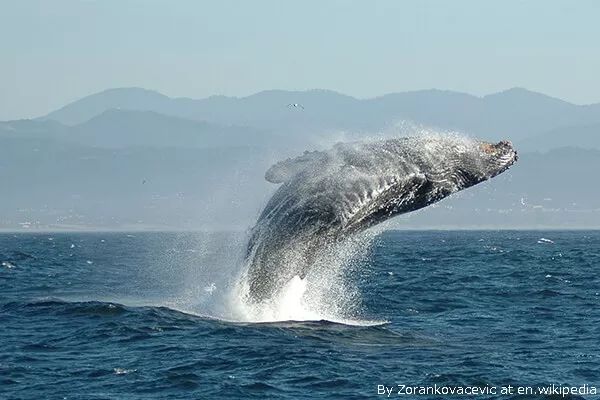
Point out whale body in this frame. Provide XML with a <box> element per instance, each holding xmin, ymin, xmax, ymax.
<box><xmin>244</xmin><ymin>135</ymin><xmax>517</xmax><ymax>302</ymax></box>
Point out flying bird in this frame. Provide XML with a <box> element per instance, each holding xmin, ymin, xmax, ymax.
<box><xmin>287</xmin><ymin>103</ymin><xmax>305</xmax><ymax>110</ymax></box>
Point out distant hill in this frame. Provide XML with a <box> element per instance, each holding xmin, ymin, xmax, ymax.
<box><xmin>1</xmin><ymin>86</ymin><xmax>599</xmax><ymax>229</ymax></box>
<box><xmin>41</xmin><ymin>87</ymin><xmax>600</xmax><ymax>143</ymax></box>
<box><xmin>72</xmin><ymin>109</ymin><xmax>278</xmax><ymax>149</ymax></box>
<box><xmin>43</xmin><ymin>88</ymin><xmax>174</xmax><ymax>126</ymax></box>
<box><xmin>3</xmin><ymin>109</ymin><xmax>287</xmax><ymax>149</ymax></box>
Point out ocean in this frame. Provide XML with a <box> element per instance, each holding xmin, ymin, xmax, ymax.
<box><xmin>1</xmin><ymin>230</ymin><xmax>599</xmax><ymax>399</ymax></box>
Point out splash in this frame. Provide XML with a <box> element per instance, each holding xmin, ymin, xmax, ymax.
<box><xmin>129</xmin><ymin>230</ymin><xmax>373</xmax><ymax>324</ymax></box>
<box><xmin>228</xmin><ymin>229</ymin><xmax>383</xmax><ymax>325</ymax></box>
<box><xmin>152</xmin><ymin>132</ymin><xmax>515</xmax><ymax>325</ymax></box>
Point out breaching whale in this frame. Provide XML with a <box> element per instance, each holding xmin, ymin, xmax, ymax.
<box><xmin>244</xmin><ymin>135</ymin><xmax>517</xmax><ymax>302</ymax></box>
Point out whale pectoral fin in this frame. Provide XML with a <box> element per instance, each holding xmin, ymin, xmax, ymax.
<box><xmin>265</xmin><ymin>150</ymin><xmax>329</xmax><ymax>183</ymax></box>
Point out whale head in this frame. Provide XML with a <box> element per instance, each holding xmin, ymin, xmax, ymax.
<box><xmin>322</xmin><ymin>135</ymin><xmax>518</xmax><ymax>232</ymax></box>
<box><xmin>417</xmin><ymin>137</ymin><xmax>518</xmax><ymax>192</ymax></box>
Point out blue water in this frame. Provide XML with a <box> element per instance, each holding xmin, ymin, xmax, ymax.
<box><xmin>1</xmin><ymin>231</ymin><xmax>599</xmax><ymax>399</ymax></box>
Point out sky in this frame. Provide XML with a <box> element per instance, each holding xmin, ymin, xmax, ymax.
<box><xmin>1</xmin><ymin>0</ymin><xmax>599</xmax><ymax>120</ymax></box>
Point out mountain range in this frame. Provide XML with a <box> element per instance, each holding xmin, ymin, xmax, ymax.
<box><xmin>40</xmin><ymin>86</ymin><xmax>600</xmax><ymax>147</ymax></box>
<box><xmin>2</xmin><ymin>87</ymin><xmax>599</xmax><ymax>230</ymax></box>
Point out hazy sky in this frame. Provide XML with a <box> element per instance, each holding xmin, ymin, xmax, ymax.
<box><xmin>2</xmin><ymin>0</ymin><xmax>599</xmax><ymax>120</ymax></box>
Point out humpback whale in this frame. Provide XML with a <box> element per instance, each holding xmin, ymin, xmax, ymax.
<box><xmin>244</xmin><ymin>135</ymin><xmax>517</xmax><ymax>302</ymax></box>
